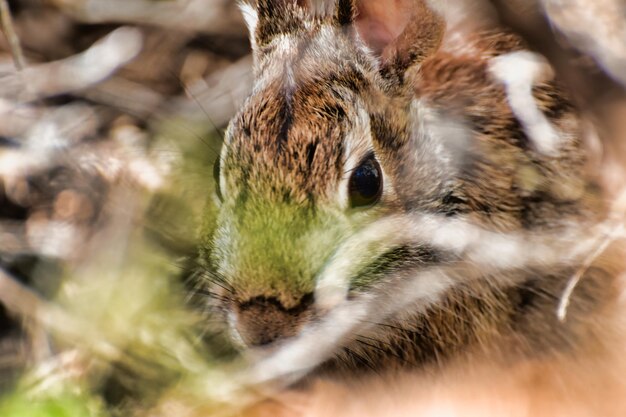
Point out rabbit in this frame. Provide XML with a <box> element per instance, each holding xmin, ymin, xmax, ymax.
<box><xmin>200</xmin><ymin>0</ymin><xmax>624</xmax><ymax>379</ymax></box>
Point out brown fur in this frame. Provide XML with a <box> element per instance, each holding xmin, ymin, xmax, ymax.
<box><xmin>203</xmin><ymin>0</ymin><xmax>622</xmax><ymax>385</ymax></box>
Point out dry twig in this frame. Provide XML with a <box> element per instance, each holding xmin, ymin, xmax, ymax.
<box><xmin>0</xmin><ymin>0</ymin><xmax>26</xmax><ymax>70</ymax></box>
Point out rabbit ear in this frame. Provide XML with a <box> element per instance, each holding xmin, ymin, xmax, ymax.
<box><xmin>334</xmin><ymin>0</ymin><xmax>357</xmax><ymax>26</ymax></box>
<box><xmin>239</xmin><ymin>1</ymin><xmax>307</xmax><ymax>50</ymax></box>
<box><xmin>355</xmin><ymin>0</ymin><xmax>445</xmax><ymax>86</ymax></box>
<box><xmin>240</xmin><ymin>2</ymin><xmax>260</xmax><ymax>39</ymax></box>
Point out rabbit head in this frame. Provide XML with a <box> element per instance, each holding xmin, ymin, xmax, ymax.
<box><xmin>202</xmin><ymin>0</ymin><xmax>608</xmax><ymax>370</ymax></box>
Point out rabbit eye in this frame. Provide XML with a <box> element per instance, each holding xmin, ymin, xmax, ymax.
<box><xmin>213</xmin><ymin>157</ymin><xmax>223</xmax><ymax>202</ymax></box>
<box><xmin>349</xmin><ymin>155</ymin><xmax>383</xmax><ymax>208</ymax></box>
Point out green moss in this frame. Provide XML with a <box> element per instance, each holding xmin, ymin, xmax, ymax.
<box><xmin>0</xmin><ymin>392</ymin><xmax>107</xmax><ymax>417</ymax></box>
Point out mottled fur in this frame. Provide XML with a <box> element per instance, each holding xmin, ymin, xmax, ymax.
<box><xmin>203</xmin><ymin>0</ymin><xmax>620</xmax><ymax>375</ymax></box>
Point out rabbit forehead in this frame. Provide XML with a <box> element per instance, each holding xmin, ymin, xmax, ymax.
<box><xmin>252</xmin><ymin>21</ymin><xmax>376</xmax><ymax>87</ymax></box>
<box><xmin>224</xmin><ymin>67</ymin><xmax>372</xmax><ymax>205</ymax></box>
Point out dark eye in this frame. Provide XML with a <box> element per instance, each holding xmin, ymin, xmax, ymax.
<box><xmin>213</xmin><ymin>157</ymin><xmax>223</xmax><ymax>202</ymax></box>
<box><xmin>349</xmin><ymin>155</ymin><xmax>383</xmax><ymax>208</ymax></box>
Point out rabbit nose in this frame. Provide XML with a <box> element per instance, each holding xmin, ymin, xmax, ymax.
<box><xmin>234</xmin><ymin>294</ymin><xmax>314</xmax><ymax>347</ymax></box>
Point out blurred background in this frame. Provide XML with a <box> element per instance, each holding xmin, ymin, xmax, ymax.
<box><xmin>0</xmin><ymin>1</ymin><xmax>255</xmax><ymax>415</ymax></box>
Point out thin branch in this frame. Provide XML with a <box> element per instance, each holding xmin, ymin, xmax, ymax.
<box><xmin>0</xmin><ymin>266</ymin><xmax>123</xmax><ymax>363</ymax></box>
<box><xmin>558</xmin><ymin>187</ymin><xmax>626</xmax><ymax>321</ymax></box>
<box><xmin>487</xmin><ymin>0</ymin><xmax>626</xmax><ymax>118</ymax></box>
<box><xmin>0</xmin><ymin>26</ymin><xmax>143</xmax><ymax>103</ymax></box>
<box><xmin>47</xmin><ymin>0</ymin><xmax>245</xmax><ymax>35</ymax></box>
<box><xmin>557</xmin><ymin>223</ymin><xmax>624</xmax><ymax>321</ymax></box>
<box><xmin>0</xmin><ymin>0</ymin><xmax>26</xmax><ymax>70</ymax></box>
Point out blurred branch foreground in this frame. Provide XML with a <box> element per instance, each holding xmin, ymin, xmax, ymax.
<box><xmin>0</xmin><ymin>0</ymin><xmax>624</xmax><ymax>416</ymax></box>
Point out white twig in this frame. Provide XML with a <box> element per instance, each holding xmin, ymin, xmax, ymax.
<box><xmin>557</xmin><ymin>186</ymin><xmax>626</xmax><ymax>321</ymax></box>
<box><xmin>48</xmin><ymin>0</ymin><xmax>245</xmax><ymax>35</ymax></box>
<box><xmin>556</xmin><ymin>223</ymin><xmax>623</xmax><ymax>321</ymax></box>
<box><xmin>0</xmin><ymin>27</ymin><xmax>143</xmax><ymax>103</ymax></box>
